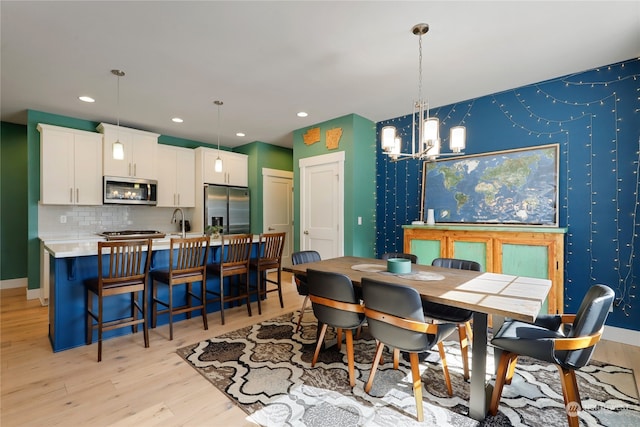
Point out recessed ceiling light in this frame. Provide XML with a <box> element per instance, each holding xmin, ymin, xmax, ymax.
<box><xmin>172</xmin><ymin>117</ymin><xmax>184</xmax><ymax>123</ymax></box>
<box><xmin>236</xmin><ymin>132</ymin><xmax>245</xmax><ymax>137</ymax></box>
<box><xmin>79</xmin><ymin>96</ymin><xmax>95</xmax><ymax>103</ymax></box>
<box><xmin>297</xmin><ymin>111</ymin><xmax>308</xmax><ymax>117</ymax></box>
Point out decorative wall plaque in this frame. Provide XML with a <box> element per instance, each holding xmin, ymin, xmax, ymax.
<box><xmin>326</xmin><ymin>127</ymin><xmax>342</xmax><ymax>150</ymax></box>
<box><xmin>303</xmin><ymin>127</ymin><xmax>320</xmax><ymax>145</ymax></box>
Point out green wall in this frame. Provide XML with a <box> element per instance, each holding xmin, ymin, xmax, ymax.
<box><xmin>235</xmin><ymin>141</ymin><xmax>293</xmax><ymax>233</ymax></box>
<box><xmin>1</xmin><ymin>122</ymin><xmax>28</xmax><ymax>280</ymax></box>
<box><xmin>292</xmin><ymin>114</ymin><xmax>376</xmax><ymax>256</ymax></box>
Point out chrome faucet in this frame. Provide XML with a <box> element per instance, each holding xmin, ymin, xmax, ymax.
<box><xmin>171</xmin><ymin>208</ymin><xmax>186</xmax><ymax>238</ymax></box>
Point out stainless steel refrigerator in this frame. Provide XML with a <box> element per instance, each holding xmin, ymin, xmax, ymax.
<box><xmin>204</xmin><ymin>184</ymin><xmax>250</xmax><ymax>234</ymax></box>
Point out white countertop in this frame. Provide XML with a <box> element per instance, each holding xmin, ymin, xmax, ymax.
<box><xmin>41</xmin><ymin>233</ymin><xmax>259</xmax><ymax>258</ymax></box>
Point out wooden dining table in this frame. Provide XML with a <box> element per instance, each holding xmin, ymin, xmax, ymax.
<box><xmin>287</xmin><ymin>255</ymin><xmax>552</xmax><ymax>421</ymax></box>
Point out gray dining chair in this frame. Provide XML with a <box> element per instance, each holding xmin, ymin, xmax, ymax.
<box><xmin>489</xmin><ymin>284</ymin><xmax>614</xmax><ymax>427</ymax></box>
<box><xmin>307</xmin><ymin>268</ymin><xmax>365</xmax><ymax>388</ymax></box>
<box><xmin>425</xmin><ymin>257</ymin><xmax>481</xmax><ymax>380</ymax></box>
<box><xmin>361</xmin><ymin>277</ymin><xmax>456</xmax><ymax>422</ymax></box>
<box><xmin>291</xmin><ymin>250</ymin><xmax>321</xmax><ymax>332</ymax></box>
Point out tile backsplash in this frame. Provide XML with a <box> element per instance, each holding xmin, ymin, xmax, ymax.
<box><xmin>38</xmin><ymin>205</ymin><xmax>195</xmax><ymax>240</ymax></box>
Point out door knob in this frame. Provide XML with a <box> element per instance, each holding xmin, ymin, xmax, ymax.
<box><xmin>303</xmin><ymin>230</ymin><xmax>309</xmax><ymax>235</ymax></box>
<box><xmin>268</xmin><ymin>227</ymin><xmax>275</xmax><ymax>231</ymax></box>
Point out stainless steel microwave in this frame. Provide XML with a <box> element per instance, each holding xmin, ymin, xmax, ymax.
<box><xmin>103</xmin><ymin>176</ymin><xmax>158</xmax><ymax>205</ymax></box>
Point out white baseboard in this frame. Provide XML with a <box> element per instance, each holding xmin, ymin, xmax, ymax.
<box><xmin>603</xmin><ymin>325</ymin><xmax>640</xmax><ymax>347</ymax></box>
<box><xmin>0</xmin><ymin>278</ymin><xmax>27</xmax><ymax>289</ymax></box>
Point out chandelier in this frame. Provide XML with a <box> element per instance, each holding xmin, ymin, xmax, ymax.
<box><xmin>381</xmin><ymin>23</ymin><xmax>466</xmax><ymax>161</ymax></box>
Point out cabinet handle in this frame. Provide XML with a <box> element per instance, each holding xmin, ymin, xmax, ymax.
<box><xmin>128</xmin><ymin>163</ymin><xmax>132</xmax><ymax>176</ymax></box>
<box><xmin>134</xmin><ymin>163</ymin><xmax>137</xmax><ymax>176</ymax></box>
<box><xmin>177</xmin><ymin>194</ymin><xmax>180</xmax><ymax>205</ymax></box>
<box><xmin>173</xmin><ymin>194</ymin><xmax>176</xmax><ymax>205</ymax></box>
<box><xmin>70</xmin><ymin>188</ymin><xmax>73</xmax><ymax>203</ymax></box>
<box><xmin>76</xmin><ymin>188</ymin><xmax>79</xmax><ymax>203</ymax></box>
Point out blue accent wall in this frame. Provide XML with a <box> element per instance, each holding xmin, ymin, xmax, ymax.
<box><xmin>376</xmin><ymin>58</ymin><xmax>640</xmax><ymax>331</ymax></box>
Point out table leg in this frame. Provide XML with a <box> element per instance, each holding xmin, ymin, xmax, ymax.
<box><xmin>469</xmin><ymin>311</ymin><xmax>489</xmax><ymax>420</ymax></box>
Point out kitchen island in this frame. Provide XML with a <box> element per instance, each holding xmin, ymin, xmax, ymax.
<box><xmin>42</xmin><ymin>234</ymin><xmax>261</xmax><ymax>352</ymax></box>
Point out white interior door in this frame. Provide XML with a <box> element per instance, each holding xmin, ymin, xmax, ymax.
<box><xmin>299</xmin><ymin>151</ymin><xmax>344</xmax><ymax>259</ymax></box>
<box><xmin>262</xmin><ymin>168</ymin><xmax>294</xmax><ymax>267</ymax></box>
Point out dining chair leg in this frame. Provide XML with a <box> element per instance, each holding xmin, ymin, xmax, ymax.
<box><xmin>345</xmin><ymin>329</ymin><xmax>355</xmax><ymax>387</ymax></box>
<box><xmin>437</xmin><ymin>341</ymin><xmax>453</xmax><ymax>396</ymax></box>
<box><xmin>557</xmin><ymin>365</ymin><xmax>582</xmax><ymax>427</ymax></box>
<box><xmin>458</xmin><ymin>323</ymin><xmax>470</xmax><ymax>380</ymax></box>
<box><xmin>295</xmin><ymin>295</ymin><xmax>310</xmax><ymax>332</ymax></box>
<box><xmin>489</xmin><ymin>351</ymin><xmax>518</xmax><ymax>416</ymax></box>
<box><xmin>243</xmin><ymin>272</ymin><xmax>252</xmax><ymax>317</ymax></box>
<box><xmin>364</xmin><ymin>341</ymin><xmax>385</xmax><ymax>393</ymax></box>
<box><xmin>255</xmin><ymin>270</ymin><xmax>263</xmax><ymax>316</ymax></box>
<box><xmin>505</xmin><ymin>354</ymin><xmax>518</xmax><ymax>384</ymax></box>
<box><xmin>200</xmin><ymin>281</ymin><xmax>209</xmax><ymax>331</ymax></box>
<box><xmin>142</xmin><ymin>288</ymin><xmax>149</xmax><ymax>348</ymax></box>
<box><xmin>97</xmin><ymin>297</ymin><xmax>103</xmax><ymax>362</ymax></box>
<box><xmin>168</xmin><ymin>284</ymin><xmax>174</xmax><ymax>340</ymax></box>
<box><xmin>151</xmin><ymin>280</ymin><xmax>157</xmax><ymax>329</ymax></box>
<box><xmin>277</xmin><ymin>268</ymin><xmax>284</xmax><ymax>308</ymax></box>
<box><xmin>86</xmin><ymin>291</ymin><xmax>92</xmax><ymax>345</ymax></box>
<box><xmin>393</xmin><ymin>348</ymin><xmax>400</xmax><ymax>370</ymax></box>
<box><xmin>312</xmin><ymin>323</ymin><xmax>329</xmax><ymax>366</ymax></box>
<box><xmin>409</xmin><ymin>352</ymin><xmax>425</xmax><ymax>422</ymax></box>
<box><xmin>219</xmin><ymin>274</ymin><xmax>226</xmax><ymax>325</ymax></box>
<box><xmin>130</xmin><ymin>293</ymin><xmax>137</xmax><ymax>334</ymax></box>
<box><xmin>336</xmin><ymin>328</ymin><xmax>343</xmax><ymax>351</ymax></box>
<box><xmin>186</xmin><ymin>283</ymin><xmax>193</xmax><ymax>319</ymax></box>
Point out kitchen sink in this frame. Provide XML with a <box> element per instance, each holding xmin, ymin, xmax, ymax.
<box><xmin>98</xmin><ymin>230</ymin><xmax>166</xmax><ymax>240</ymax></box>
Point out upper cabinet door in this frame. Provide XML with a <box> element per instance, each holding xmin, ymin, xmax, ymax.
<box><xmin>156</xmin><ymin>145</ymin><xmax>195</xmax><ymax>207</ymax></box>
<box><xmin>98</xmin><ymin>123</ymin><xmax>158</xmax><ymax>180</ymax></box>
<box><xmin>201</xmin><ymin>149</ymin><xmax>248</xmax><ymax>186</ymax></box>
<box><xmin>38</xmin><ymin>124</ymin><xmax>102</xmax><ymax>205</ymax></box>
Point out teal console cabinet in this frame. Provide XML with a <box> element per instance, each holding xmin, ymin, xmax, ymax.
<box><xmin>403</xmin><ymin>225</ymin><xmax>567</xmax><ymax>315</ymax></box>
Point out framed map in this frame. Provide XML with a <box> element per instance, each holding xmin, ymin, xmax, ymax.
<box><xmin>422</xmin><ymin>144</ymin><xmax>559</xmax><ymax>226</ymax></box>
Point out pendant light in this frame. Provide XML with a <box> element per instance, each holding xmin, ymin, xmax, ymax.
<box><xmin>111</xmin><ymin>69</ymin><xmax>125</xmax><ymax>160</ymax></box>
<box><xmin>214</xmin><ymin>100</ymin><xmax>223</xmax><ymax>173</ymax></box>
<box><xmin>381</xmin><ymin>23</ymin><xmax>466</xmax><ymax>161</ymax></box>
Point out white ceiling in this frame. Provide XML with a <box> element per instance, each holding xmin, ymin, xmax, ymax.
<box><xmin>2</xmin><ymin>1</ymin><xmax>639</xmax><ymax>149</ymax></box>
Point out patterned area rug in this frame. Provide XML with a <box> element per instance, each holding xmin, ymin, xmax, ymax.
<box><xmin>177</xmin><ymin>311</ymin><xmax>640</xmax><ymax>427</ymax></box>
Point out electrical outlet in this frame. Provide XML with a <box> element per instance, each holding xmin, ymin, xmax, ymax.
<box><xmin>59</xmin><ymin>215</ymin><xmax>67</xmax><ymax>224</ymax></box>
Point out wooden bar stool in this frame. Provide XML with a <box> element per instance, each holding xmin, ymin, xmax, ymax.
<box><xmin>84</xmin><ymin>239</ymin><xmax>152</xmax><ymax>362</ymax></box>
<box><xmin>249</xmin><ymin>232</ymin><xmax>286</xmax><ymax>315</ymax></box>
<box><xmin>205</xmin><ymin>233</ymin><xmax>253</xmax><ymax>325</ymax></box>
<box><xmin>150</xmin><ymin>236</ymin><xmax>210</xmax><ymax>340</ymax></box>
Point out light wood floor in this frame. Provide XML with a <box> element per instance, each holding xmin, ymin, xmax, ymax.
<box><xmin>2</xmin><ymin>273</ymin><xmax>639</xmax><ymax>426</ymax></box>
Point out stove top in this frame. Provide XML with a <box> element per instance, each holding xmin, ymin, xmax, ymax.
<box><xmin>98</xmin><ymin>230</ymin><xmax>166</xmax><ymax>240</ymax></box>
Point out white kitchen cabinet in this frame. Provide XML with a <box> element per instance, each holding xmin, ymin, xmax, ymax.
<box><xmin>97</xmin><ymin>122</ymin><xmax>159</xmax><ymax>180</ymax></box>
<box><xmin>156</xmin><ymin>145</ymin><xmax>195</xmax><ymax>207</ymax></box>
<box><xmin>38</xmin><ymin>124</ymin><xmax>102</xmax><ymax>205</ymax></box>
<box><xmin>200</xmin><ymin>148</ymin><xmax>248</xmax><ymax>187</ymax></box>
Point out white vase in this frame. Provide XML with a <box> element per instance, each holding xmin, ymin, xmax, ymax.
<box><xmin>426</xmin><ymin>209</ymin><xmax>436</xmax><ymax>225</ymax></box>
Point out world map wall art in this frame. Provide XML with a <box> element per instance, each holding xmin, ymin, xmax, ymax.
<box><xmin>423</xmin><ymin>144</ymin><xmax>559</xmax><ymax>226</ymax></box>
